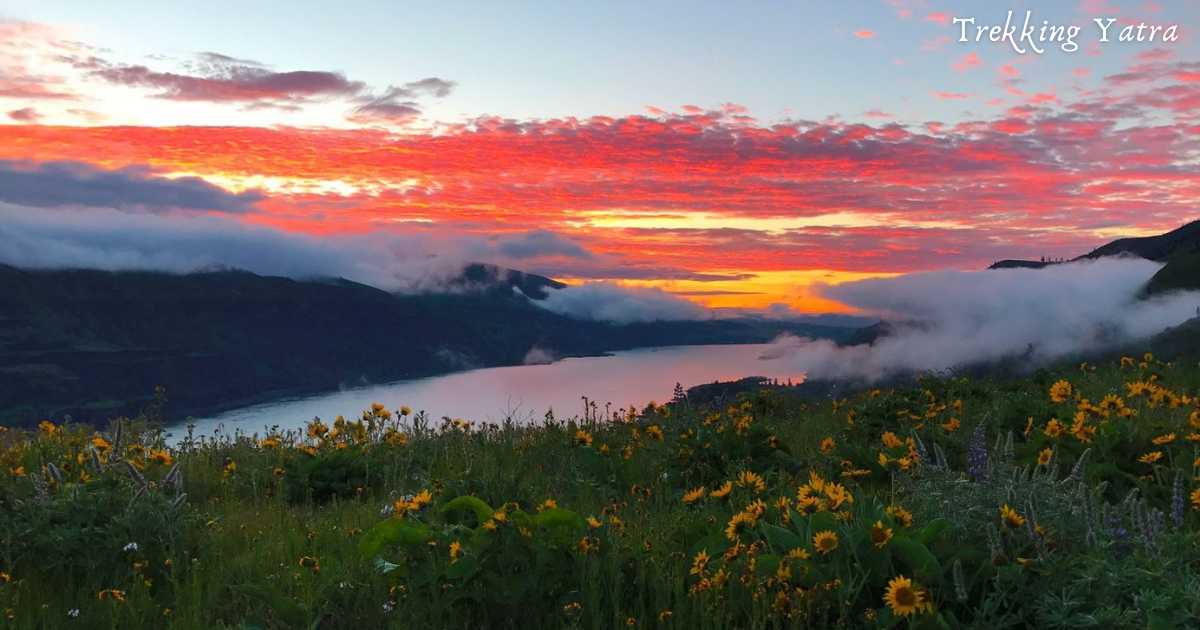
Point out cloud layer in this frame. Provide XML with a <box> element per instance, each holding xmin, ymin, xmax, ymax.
<box><xmin>0</xmin><ymin>159</ymin><xmax>263</xmax><ymax>213</ymax></box>
<box><xmin>769</xmin><ymin>258</ymin><xmax>1200</xmax><ymax>382</ymax></box>
<box><xmin>537</xmin><ymin>283</ymin><xmax>710</xmax><ymax>323</ymax></box>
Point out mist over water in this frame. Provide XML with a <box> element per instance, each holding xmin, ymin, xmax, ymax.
<box><xmin>770</xmin><ymin>258</ymin><xmax>1200</xmax><ymax>382</ymax></box>
<box><xmin>177</xmin><ymin>344</ymin><xmax>803</xmax><ymax>439</ymax></box>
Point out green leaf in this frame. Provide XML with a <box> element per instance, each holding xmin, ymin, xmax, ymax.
<box><xmin>445</xmin><ymin>555</ymin><xmax>481</xmax><ymax>581</ymax></box>
<box><xmin>917</xmin><ymin>518</ymin><xmax>952</xmax><ymax>544</ymax></box>
<box><xmin>754</xmin><ymin>554</ymin><xmax>782</xmax><ymax>577</ymax></box>
<box><xmin>439</xmin><ymin>496</ymin><xmax>496</xmax><ymax>525</ymax></box>
<box><xmin>807</xmin><ymin>511</ymin><xmax>839</xmax><ymax>538</ymax></box>
<box><xmin>1148</xmin><ymin>616</ymin><xmax>1176</xmax><ymax>630</ymax></box>
<box><xmin>531</xmin><ymin>508</ymin><xmax>586</xmax><ymax>533</ymax></box>
<box><xmin>691</xmin><ymin>533</ymin><xmax>730</xmax><ymax>557</ymax></box>
<box><xmin>358</xmin><ymin>520</ymin><xmax>432</xmax><ymax>558</ymax></box>
<box><xmin>890</xmin><ymin>536</ymin><xmax>943</xmax><ymax>582</ymax></box>
<box><xmin>762</xmin><ymin>524</ymin><xmax>805</xmax><ymax>551</ymax></box>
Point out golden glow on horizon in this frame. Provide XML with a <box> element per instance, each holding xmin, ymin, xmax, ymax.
<box><xmin>163</xmin><ymin>171</ymin><xmax>426</xmax><ymax>197</ymax></box>
<box><xmin>558</xmin><ymin>269</ymin><xmax>897</xmax><ymax>313</ymax></box>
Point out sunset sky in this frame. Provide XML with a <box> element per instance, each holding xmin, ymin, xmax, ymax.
<box><xmin>2</xmin><ymin>0</ymin><xmax>1198</xmax><ymax>314</ymax></box>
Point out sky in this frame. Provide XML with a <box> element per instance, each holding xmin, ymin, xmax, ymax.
<box><xmin>1</xmin><ymin>0</ymin><xmax>1198</xmax><ymax>314</ymax></box>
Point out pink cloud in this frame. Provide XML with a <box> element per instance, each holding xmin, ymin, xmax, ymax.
<box><xmin>1077</xmin><ymin>0</ymin><xmax>1120</xmax><ymax>14</ymax></box>
<box><xmin>925</xmin><ymin>12</ymin><xmax>952</xmax><ymax>26</ymax></box>
<box><xmin>1139</xmin><ymin>48</ymin><xmax>1175</xmax><ymax>63</ymax></box>
<box><xmin>931</xmin><ymin>91</ymin><xmax>968</xmax><ymax>100</ymax></box>
<box><xmin>920</xmin><ymin>35</ymin><xmax>952</xmax><ymax>52</ymax></box>
<box><xmin>953</xmin><ymin>53</ymin><xmax>983</xmax><ymax>73</ymax></box>
<box><xmin>1029</xmin><ymin>92</ymin><xmax>1061</xmax><ymax>105</ymax></box>
<box><xmin>854</xmin><ymin>30</ymin><xmax>877</xmax><ymax>38</ymax></box>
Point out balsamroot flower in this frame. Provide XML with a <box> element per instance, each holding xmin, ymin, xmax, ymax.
<box><xmin>870</xmin><ymin>521</ymin><xmax>893</xmax><ymax>548</ymax></box>
<box><xmin>1049</xmin><ymin>380</ymin><xmax>1073</xmax><ymax>403</ymax></box>
<box><xmin>999</xmin><ymin>504</ymin><xmax>1025</xmax><ymax>529</ymax></box>
<box><xmin>884</xmin><ymin>575</ymin><xmax>927</xmax><ymax>617</ymax></box>
<box><xmin>813</xmin><ymin>530</ymin><xmax>838</xmax><ymax>554</ymax></box>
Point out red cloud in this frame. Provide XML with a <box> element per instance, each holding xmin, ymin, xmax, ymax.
<box><xmin>0</xmin><ymin>55</ymin><xmax>1197</xmax><ymax>281</ymax></box>
<box><xmin>854</xmin><ymin>30</ymin><xmax>876</xmax><ymax>38</ymax></box>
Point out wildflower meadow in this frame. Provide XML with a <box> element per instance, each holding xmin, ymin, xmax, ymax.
<box><xmin>3</xmin><ymin>354</ymin><xmax>1200</xmax><ymax>628</ymax></box>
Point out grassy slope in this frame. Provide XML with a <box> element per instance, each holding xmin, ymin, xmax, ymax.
<box><xmin>1144</xmin><ymin>252</ymin><xmax>1200</xmax><ymax>296</ymax></box>
<box><xmin>2</xmin><ymin>352</ymin><xmax>1200</xmax><ymax>628</ymax></box>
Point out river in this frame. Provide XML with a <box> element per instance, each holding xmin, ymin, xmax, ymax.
<box><xmin>175</xmin><ymin>343</ymin><xmax>801</xmax><ymax>438</ymax></box>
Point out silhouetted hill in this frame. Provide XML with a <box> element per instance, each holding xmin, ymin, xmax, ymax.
<box><xmin>990</xmin><ymin>219</ymin><xmax>1200</xmax><ymax>270</ymax></box>
<box><xmin>1081</xmin><ymin>220</ymin><xmax>1200</xmax><ymax>262</ymax></box>
<box><xmin>445</xmin><ymin>263</ymin><xmax>566</xmax><ymax>299</ymax></box>
<box><xmin>839</xmin><ymin>321</ymin><xmax>888</xmax><ymax>347</ymax></box>
<box><xmin>0</xmin><ymin>265</ymin><xmax>856</xmax><ymax>426</ymax></box>
<box><xmin>988</xmin><ymin>259</ymin><xmax>1053</xmax><ymax>270</ymax></box>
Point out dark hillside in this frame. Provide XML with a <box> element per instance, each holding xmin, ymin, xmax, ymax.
<box><xmin>0</xmin><ymin>265</ymin><xmax>855</xmax><ymax>426</ymax></box>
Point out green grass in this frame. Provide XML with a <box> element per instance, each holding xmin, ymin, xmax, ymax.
<box><xmin>3</xmin><ymin>353</ymin><xmax>1200</xmax><ymax>628</ymax></box>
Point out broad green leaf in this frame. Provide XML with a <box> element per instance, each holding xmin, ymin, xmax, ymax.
<box><xmin>358</xmin><ymin>520</ymin><xmax>432</xmax><ymax>558</ymax></box>
<box><xmin>445</xmin><ymin>555</ymin><xmax>481</xmax><ymax>581</ymax></box>
<box><xmin>807</xmin><ymin>511</ymin><xmax>839</xmax><ymax>537</ymax></box>
<box><xmin>691</xmin><ymin>533</ymin><xmax>730</xmax><ymax>557</ymax></box>
<box><xmin>917</xmin><ymin>518</ymin><xmax>952</xmax><ymax>544</ymax></box>
<box><xmin>531</xmin><ymin>508</ymin><xmax>586</xmax><ymax>533</ymax></box>
<box><xmin>762</xmin><ymin>524</ymin><xmax>805</xmax><ymax>551</ymax></box>
<box><xmin>890</xmin><ymin>536</ymin><xmax>943</xmax><ymax>582</ymax></box>
<box><xmin>439</xmin><ymin>496</ymin><xmax>496</xmax><ymax>524</ymax></box>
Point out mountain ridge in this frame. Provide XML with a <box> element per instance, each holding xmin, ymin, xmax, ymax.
<box><xmin>0</xmin><ymin>264</ymin><xmax>856</xmax><ymax>427</ymax></box>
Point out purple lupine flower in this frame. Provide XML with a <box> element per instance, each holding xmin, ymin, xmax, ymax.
<box><xmin>1105</xmin><ymin>505</ymin><xmax>1131</xmax><ymax>558</ymax></box>
<box><xmin>1063</xmin><ymin>448</ymin><xmax>1091</xmax><ymax>485</ymax></box>
<box><xmin>1171</xmin><ymin>470</ymin><xmax>1185</xmax><ymax>527</ymax></box>
<box><xmin>967</xmin><ymin>421</ymin><xmax>989</xmax><ymax>483</ymax></box>
<box><xmin>1145</xmin><ymin>507</ymin><xmax>1166</xmax><ymax>557</ymax></box>
<box><xmin>952</xmin><ymin>560</ymin><xmax>968</xmax><ymax>602</ymax></box>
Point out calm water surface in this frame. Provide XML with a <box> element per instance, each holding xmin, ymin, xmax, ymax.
<box><xmin>176</xmin><ymin>344</ymin><xmax>800</xmax><ymax>438</ymax></box>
